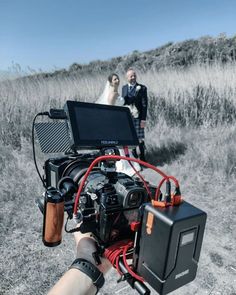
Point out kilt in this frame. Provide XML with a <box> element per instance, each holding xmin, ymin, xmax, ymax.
<box><xmin>133</xmin><ymin>118</ymin><xmax>145</xmax><ymax>139</ymax></box>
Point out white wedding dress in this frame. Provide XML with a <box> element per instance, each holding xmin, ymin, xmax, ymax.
<box><xmin>96</xmin><ymin>82</ymin><xmax>141</xmax><ymax>177</ymax></box>
<box><xmin>96</xmin><ymin>81</ymin><xmax>124</xmax><ymax>106</ymax></box>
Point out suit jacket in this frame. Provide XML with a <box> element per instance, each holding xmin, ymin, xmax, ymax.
<box><xmin>122</xmin><ymin>83</ymin><xmax>148</xmax><ymax>121</ymax></box>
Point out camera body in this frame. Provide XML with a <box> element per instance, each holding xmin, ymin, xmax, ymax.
<box><xmin>34</xmin><ymin>101</ymin><xmax>207</xmax><ymax>294</ymax></box>
<box><xmin>44</xmin><ymin>150</ymin><xmax>148</xmax><ymax>245</ymax></box>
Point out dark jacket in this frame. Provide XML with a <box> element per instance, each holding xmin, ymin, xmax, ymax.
<box><xmin>122</xmin><ymin>83</ymin><xmax>148</xmax><ymax>121</ymax></box>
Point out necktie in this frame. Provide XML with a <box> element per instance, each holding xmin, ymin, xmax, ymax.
<box><xmin>129</xmin><ymin>85</ymin><xmax>135</xmax><ymax>96</ymax></box>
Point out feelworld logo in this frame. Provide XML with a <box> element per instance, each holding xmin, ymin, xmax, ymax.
<box><xmin>101</xmin><ymin>140</ymin><xmax>119</xmax><ymax>145</ymax></box>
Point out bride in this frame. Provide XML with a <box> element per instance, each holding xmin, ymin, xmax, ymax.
<box><xmin>96</xmin><ymin>73</ymin><xmax>141</xmax><ymax>177</ymax></box>
<box><xmin>96</xmin><ymin>73</ymin><xmax>124</xmax><ymax>106</ymax></box>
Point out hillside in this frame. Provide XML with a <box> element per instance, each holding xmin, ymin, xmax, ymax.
<box><xmin>33</xmin><ymin>33</ymin><xmax>236</xmax><ymax>79</ymax></box>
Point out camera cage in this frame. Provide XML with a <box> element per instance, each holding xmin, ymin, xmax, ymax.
<box><xmin>33</xmin><ymin>100</ymin><xmax>207</xmax><ymax>295</ymax></box>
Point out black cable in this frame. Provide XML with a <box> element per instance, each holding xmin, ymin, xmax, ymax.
<box><xmin>32</xmin><ymin>112</ymin><xmax>49</xmax><ymax>188</ymax></box>
<box><xmin>64</xmin><ymin>216</ymin><xmax>81</xmax><ymax>233</ymax></box>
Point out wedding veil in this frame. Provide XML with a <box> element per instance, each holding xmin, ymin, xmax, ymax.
<box><xmin>96</xmin><ymin>81</ymin><xmax>110</xmax><ymax>105</ymax></box>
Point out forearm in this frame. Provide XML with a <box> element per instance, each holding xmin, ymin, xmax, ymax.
<box><xmin>47</xmin><ymin>236</ymin><xmax>111</xmax><ymax>295</ymax></box>
<box><xmin>47</xmin><ymin>268</ymin><xmax>96</xmax><ymax>295</ymax></box>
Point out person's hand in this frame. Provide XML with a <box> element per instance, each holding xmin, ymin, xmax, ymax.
<box><xmin>140</xmin><ymin>120</ymin><xmax>146</xmax><ymax>128</ymax></box>
<box><xmin>47</xmin><ymin>230</ymin><xmax>111</xmax><ymax>295</ymax></box>
<box><xmin>74</xmin><ymin>230</ymin><xmax>112</xmax><ymax>274</ymax></box>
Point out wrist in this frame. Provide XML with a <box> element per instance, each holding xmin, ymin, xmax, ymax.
<box><xmin>69</xmin><ymin>258</ymin><xmax>105</xmax><ymax>291</ymax></box>
<box><xmin>74</xmin><ymin>234</ymin><xmax>112</xmax><ymax>274</ymax></box>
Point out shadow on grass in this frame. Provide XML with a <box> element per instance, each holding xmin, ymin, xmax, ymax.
<box><xmin>146</xmin><ymin>141</ymin><xmax>187</xmax><ymax>167</ymax></box>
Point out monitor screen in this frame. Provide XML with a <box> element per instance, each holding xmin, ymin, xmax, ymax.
<box><xmin>64</xmin><ymin>101</ymin><xmax>139</xmax><ymax>149</ymax></box>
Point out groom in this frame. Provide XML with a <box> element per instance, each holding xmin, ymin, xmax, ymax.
<box><xmin>122</xmin><ymin>68</ymin><xmax>148</xmax><ymax>161</ymax></box>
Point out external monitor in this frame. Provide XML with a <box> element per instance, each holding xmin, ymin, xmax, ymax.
<box><xmin>64</xmin><ymin>100</ymin><xmax>139</xmax><ymax>149</ymax></box>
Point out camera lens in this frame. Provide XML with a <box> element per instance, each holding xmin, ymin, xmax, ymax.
<box><xmin>128</xmin><ymin>192</ymin><xmax>140</xmax><ymax>207</ymax></box>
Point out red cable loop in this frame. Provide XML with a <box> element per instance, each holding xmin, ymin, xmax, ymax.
<box><xmin>168</xmin><ymin>175</ymin><xmax>179</xmax><ymax>183</ymax></box>
<box><xmin>104</xmin><ymin>240</ymin><xmax>131</xmax><ymax>274</ymax></box>
<box><xmin>154</xmin><ymin>175</ymin><xmax>180</xmax><ymax>201</ymax></box>
<box><xmin>104</xmin><ymin>240</ymin><xmax>144</xmax><ymax>281</ymax></box>
<box><xmin>122</xmin><ymin>243</ymin><xmax>144</xmax><ymax>282</ymax></box>
<box><xmin>155</xmin><ymin>177</ymin><xmax>167</xmax><ymax>201</ymax></box>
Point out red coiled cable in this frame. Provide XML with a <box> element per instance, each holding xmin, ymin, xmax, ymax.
<box><xmin>122</xmin><ymin>242</ymin><xmax>144</xmax><ymax>282</ymax></box>
<box><xmin>104</xmin><ymin>240</ymin><xmax>129</xmax><ymax>275</ymax></box>
<box><xmin>104</xmin><ymin>239</ymin><xmax>144</xmax><ymax>282</ymax></box>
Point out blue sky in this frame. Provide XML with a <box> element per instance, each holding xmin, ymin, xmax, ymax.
<box><xmin>0</xmin><ymin>0</ymin><xmax>236</xmax><ymax>72</ymax></box>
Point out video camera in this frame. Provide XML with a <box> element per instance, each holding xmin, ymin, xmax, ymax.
<box><xmin>33</xmin><ymin>101</ymin><xmax>207</xmax><ymax>295</ymax></box>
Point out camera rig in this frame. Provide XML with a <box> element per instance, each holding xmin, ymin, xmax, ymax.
<box><xmin>33</xmin><ymin>101</ymin><xmax>207</xmax><ymax>295</ymax></box>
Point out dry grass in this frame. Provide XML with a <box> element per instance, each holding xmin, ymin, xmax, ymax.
<box><xmin>1</xmin><ymin>63</ymin><xmax>236</xmax><ymax>147</ymax></box>
<box><xmin>0</xmin><ymin>63</ymin><xmax>236</xmax><ymax>294</ymax></box>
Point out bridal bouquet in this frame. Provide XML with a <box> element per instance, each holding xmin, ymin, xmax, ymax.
<box><xmin>128</xmin><ymin>104</ymin><xmax>139</xmax><ymax>118</ymax></box>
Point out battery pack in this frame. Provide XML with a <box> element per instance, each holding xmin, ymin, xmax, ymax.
<box><xmin>135</xmin><ymin>201</ymin><xmax>207</xmax><ymax>295</ymax></box>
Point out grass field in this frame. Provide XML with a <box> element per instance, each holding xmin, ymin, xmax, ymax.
<box><xmin>0</xmin><ymin>63</ymin><xmax>236</xmax><ymax>294</ymax></box>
